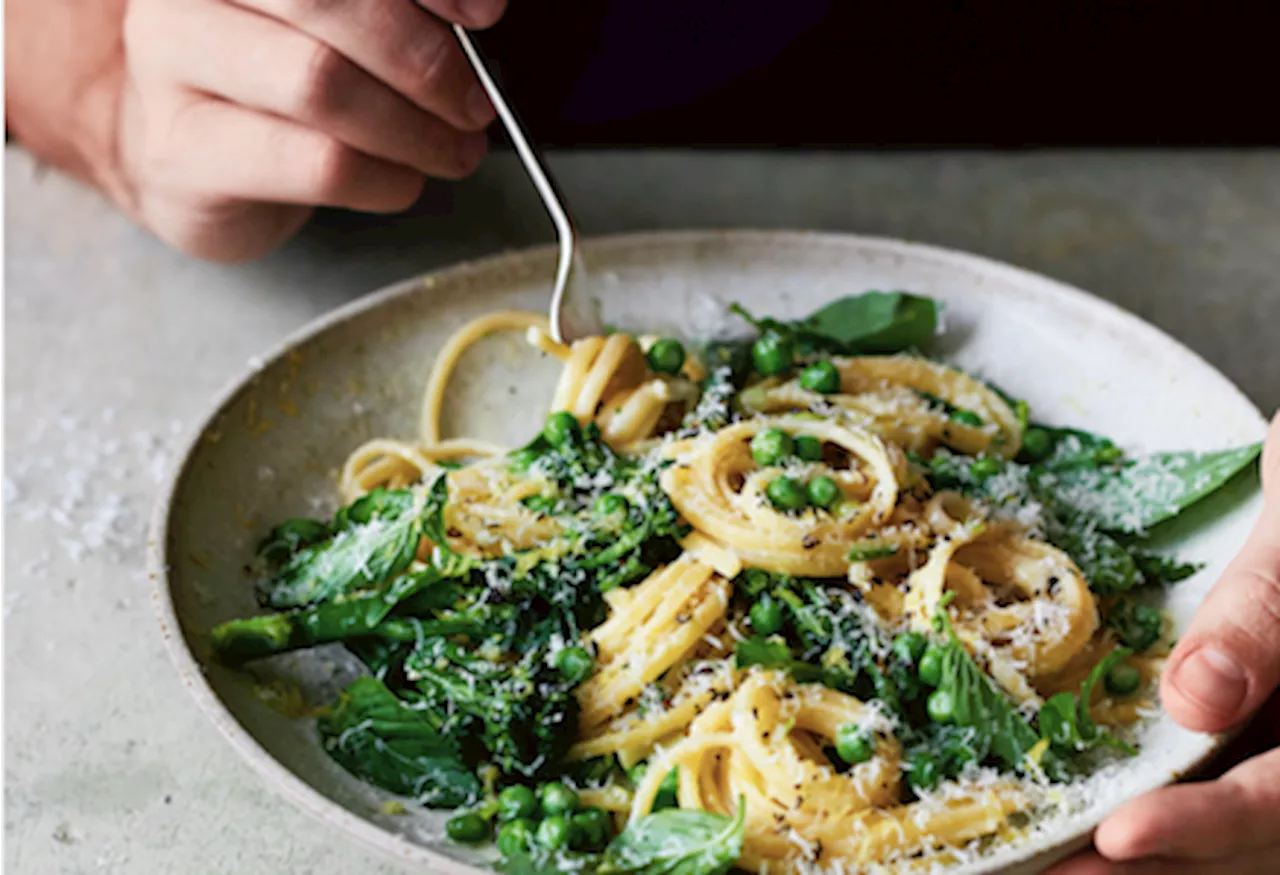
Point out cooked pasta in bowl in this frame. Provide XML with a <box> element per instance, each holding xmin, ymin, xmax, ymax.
<box><xmin>152</xmin><ymin>231</ymin><xmax>1266</xmax><ymax>875</ymax></box>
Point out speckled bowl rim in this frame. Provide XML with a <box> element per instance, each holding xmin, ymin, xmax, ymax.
<box><xmin>149</xmin><ymin>229</ymin><xmax>1263</xmax><ymax>874</ymax></box>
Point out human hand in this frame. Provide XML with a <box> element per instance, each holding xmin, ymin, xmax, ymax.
<box><xmin>116</xmin><ymin>0</ymin><xmax>505</xmax><ymax>262</ymax></box>
<box><xmin>1047</xmin><ymin>413</ymin><xmax>1280</xmax><ymax>874</ymax></box>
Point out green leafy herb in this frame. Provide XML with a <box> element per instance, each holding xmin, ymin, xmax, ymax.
<box><xmin>1106</xmin><ymin>600</ymin><xmax>1164</xmax><ymax>653</ymax></box>
<box><xmin>1133</xmin><ymin>552</ymin><xmax>1203</xmax><ymax>586</ymax></box>
<box><xmin>260</xmin><ymin>486</ymin><xmax>436</xmax><ymax>609</ymax></box>
<box><xmin>597</xmin><ymin>804</ymin><xmax>746</xmax><ymax>875</ymax></box>
<box><xmin>1038</xmin><ymin>443</ymin><xmax>1262</xmax><ymax>534</ymax></box>
<box><xmin>734</xmin><ymin>292</ymin><xmax>938</xmax><ymax>358</ymax></box>
<box><xmin>498</xmin><ymin>805</ymin><xmax>746</xmax><ymax>875</ymax></box>
<box><xmin>317</xmin><ymin>676</ymin><xmax>480</xmax><ymax>807</ymax></box>
<box><xmin>407</xmin><ymin>639</ymin><xmax>579</xmax><ymax>780</ymax></box>
<box><xmin>799</xmin><ymin>292</ymin><xmax>939</xmax><ymax>353</ymax></box>
<box><xmin>1038</xmin><ymin>648</ymin><xmax>1136</xmax><ymax>758</ymax></box>
<box><xmin>931</xmin><ymin>611</ymin><xmax>1042</xmax><ymax>772</ymax></box>
<box><xmin>734</xmin><ymin>636</ymin><xmax>821</xmax><ymax>684</ymax></box>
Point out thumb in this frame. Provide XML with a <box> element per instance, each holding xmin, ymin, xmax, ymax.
<box><xmin>1160</xmin><ymin>412</ymin><xmax>1280</xmax><ymax>733</ymax></box>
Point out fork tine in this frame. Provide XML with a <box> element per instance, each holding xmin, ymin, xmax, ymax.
<box><xmin>452</xmin><ymin>25</ymin><xmax>596</xmax><ymax>345</ymax></box>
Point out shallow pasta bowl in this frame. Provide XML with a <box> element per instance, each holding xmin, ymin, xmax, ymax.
<box><xmin>150</xmin><ymin>230</ymin><xmax>1266</xmax><ymax>874</ymax></box>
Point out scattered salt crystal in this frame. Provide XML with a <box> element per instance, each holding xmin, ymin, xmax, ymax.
<box><xmin>257</xmin><ymin>465</ymin><xmax>275</xmax><ymax>482</ymax></box>
<box><xmin>3</xmin><ymin>477</ymin><xmax>21</xmax><ymax>505</ymax></box>
<box><xmin>247</xmin><ymin>356</ymin><xmax>265</xmax><ymax>370</ymax></box>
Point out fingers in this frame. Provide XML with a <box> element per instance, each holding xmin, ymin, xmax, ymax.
<box><xmin>130</xmin><ymin>0</ymin><xmax>485</xmax><ymax>179</ymax></box>
<box><xmin>1160</xmin><ymin>412</ymin><xmax>1280</xmax><ymax>732</ymax></box>
<box><xmin>231</xmin><ymin>0</ymin><xmax>498</xmax><ymax>131</ymax></box>
<box><xmin>1047</xmin><ymin>848</ymin><xmax>1280</xmax><ymax>875</ymax></box>
<box><xmin>145</xmin><ymin>97</ymin><xmax>426</xmax><ymax>212</ymax></box>
<box><xmin>416</xmin><ymin>0</ymin><xmax>508</xmax><ymax>30</ymax></box>
<box><xmin>1093</xmin><ymin>747</ymin><xmax>1280</xmax><ymax>861</ymax></box>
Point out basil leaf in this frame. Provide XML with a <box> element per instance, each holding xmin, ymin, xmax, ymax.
<box><xmin>598</xmin><ymin>804</ymin><xmax>746</xmax><ymax>875</ymax></box>
<box><xmin>1037</xmin><ymin>648</ymin><xmax>1136</xmax><ymax>758</ymax></box>
<box><xmin>1038</xmin><ymin>443</ymin><xmax>1262</xmax><ymax>534</ymax></box>
<box><xmin>799</xmin><ymin>291</ymin><xmax>939</xmax><ymax>354</ymax></box>
<box><xmin>933</xmin><ymin>612</ymin><xmax>1041</xmax><ymax>771</ymax></box>
<box><xmin>260</xmin><ymin>486</ymin><xmax>432</xmax><ymax>608</ymax></box>
<box><xmin>734</xmin><ymin>635</ymin><xmax>795</xmax><ymax>670</ymax></box>
<box><xmin>733</xmin><ymin>292</ymin><xmax>939</xmax><ymax>357</ymax></box>
<box><xmin>317</xmin><ymin>676</ymin><xmax>479</xmax><ymax>807</ymax></box>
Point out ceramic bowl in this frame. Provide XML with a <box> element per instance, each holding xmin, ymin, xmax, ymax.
<box><xmin>150</xmin><ymin>230</ymin><xmax>1266</xmax><ymax>874</ymax></box>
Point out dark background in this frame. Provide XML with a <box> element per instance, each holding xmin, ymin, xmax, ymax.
<box><xmin>478</xmin><ymin>0</ymin><xmax>1279</xmax><ymax>147</ymax></box>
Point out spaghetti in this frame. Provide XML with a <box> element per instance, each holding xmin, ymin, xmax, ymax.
<box><xmin>327</xmin><ymin>307</ymin><xmax>1165</xmax><ymax>873</ymax></box>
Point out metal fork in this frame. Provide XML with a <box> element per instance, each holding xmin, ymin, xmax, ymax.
<box><xmin>452</xmin><ymin>25</ymin><xmax>599</xmax><ymax>345</ymax></box>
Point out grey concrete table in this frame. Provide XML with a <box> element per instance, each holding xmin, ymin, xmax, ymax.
<box><xmin>6</xmin><ymin>146</ymin><xmax>1279</xmax><ymax>875</ymax></box>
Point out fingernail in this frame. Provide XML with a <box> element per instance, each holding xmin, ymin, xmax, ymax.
<box><xmin>460</xmin><ymin>0</ymin><xmax>505</xmax><ymax>29</ymax></box>
<box><xmin>1173</xmin><ymin>647</ymin><xmax>1248</xmax><ymax>717</ymax></box>
<box><xmin>465</xmin><ymin>82</ymin><xmax>495</xmax><ymax>127</ymax></box>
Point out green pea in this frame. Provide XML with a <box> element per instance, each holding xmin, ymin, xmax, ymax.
<box><xmin>1021</xmin><ymin>427</ymin><xmax>1053</xmax><ymax>461</ymax></box>
<box><xmin>907</xmin><ymin>752</ymin><xmax>941</xmax><ymax>792</ymax></box>
<box><xmin>892</xmin><ymin>632</ymin><xmax>929</xmax><ymax>666</ymax></box>
<box><xmin>554</xmin><ymin>645</ymin><xmax>595</xmax><ymax>685</ymax></box>
<box><xmin>969</xmin><ymin>457</ymin><xmax>1003</xmax><ymax>481</ymax></box>
<box><xmin>750</xmin><ymin>427</ymin><xmax>794</xmax><ymax>466</ymax></box>
<box><xmin>535</xmin><ymin>814</ymin><xmax>572</xmax><ymax>850</ymax></box>
<box><xmin>570</xmin><ymin>808</ymin><xmax>612</xmax><ymax>851</ymax></box>
<box><xmin>543</xmin><ymin>411</ymin><xmax>580</xmax><ymax>448</ymax></box>
<box><xmin>539</xmin><ymin>782</ymin><xmax>579</xmax><ymax>817</ymax></box>
<box><xmin>646</xmin><ymin>338</ymin><xmax>686</xmax><ymax>374</ymax></box>
<box><xmin>917</xmin><ymin>645</ymin><xmax>944</xmax><ymax>686</ymax></box>
<box><xmin>446</xmin><ymin>812</ymin><xmax>490</xmax><ymax>844</ymax></box>
<box><xmin>592</xmin><ymin>492</ymin><xmax>629</xmax><ymax>518</ymax></box>
<box><xmin>806</xmin><ymin>476</ymin><xmax>840</xmax><ymax>509</ymax></box>
<box><xmin>835</xmin><ymin>724</ymin><xmax>875</xmax><ymax>765</ymax></box>
<box><xmin>749</xmin><ymin>593</ymin><xmax>784</xmax><ymax>635</ymax></box>
<box><xmin>794</xmin><ymin>435</ymin><xmax>824</xmax><ymax>461</ymax></box>
<box><xmin>1105</xmin><ymin>663</ymin><xmax>1142</xmax><ymax>697</ymax></box>
<box><xmin>496</xmin><ymin>818</ymin><xmax>535</xmax><ymax>857</ymax></box>
<box><xmin>799</xmin><ymin>360</ymin><xmax>842</xmax><ymax>394</ymax></box>
<box><xmin>752</xmin><ymin>333</ymin><xmax>794</xmax><ymax>377</ymax></box>
<box><xmin>926</xmin><ymin>688</ymin><xmax>955</xmax><ymax>724</ymax></box>
<box><xmin>497</xmin><ymin>785</ymin><xmax>538</xmax><ymax>821</ymax></box>
<box><xmin>766</xmin><ymin>476</ymin><xmax>808</xmax><ymax>511</ymax></box>
<box><xmin>950</xmin><ymin>409</ymin><xmax>983</xmax><ymax>428</ymax></box>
